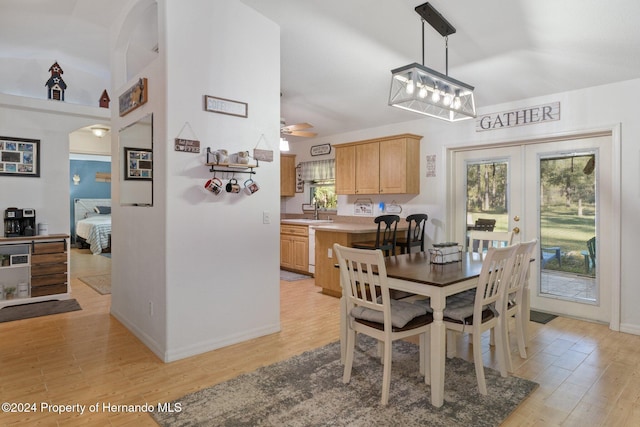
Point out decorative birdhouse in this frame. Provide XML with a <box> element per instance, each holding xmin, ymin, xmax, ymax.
<box><xmin>45</xmin><ymin>61</ymin><xmax>67</xmax><ymax>101</ymax></box>
<box><xmin>99</xmin><ymin>89</ymin><xmax>110</xmax><ymax>108</ymax></box>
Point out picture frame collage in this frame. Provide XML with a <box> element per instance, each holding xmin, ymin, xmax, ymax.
<box><xmin>125</xmin><ymin>147</ymin><xmax>153</xmax><ymax>180</ymax></box>
<box><xmin>0</xmin><ymin>136</ymin><xmax>40</xmax><ymax>177</ymax></box>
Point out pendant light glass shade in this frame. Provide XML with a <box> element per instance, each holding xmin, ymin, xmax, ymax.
<box><xmin>389</xmin><ymin>62</ymin><xmax>475</xmax><ymax>122</ymax></box>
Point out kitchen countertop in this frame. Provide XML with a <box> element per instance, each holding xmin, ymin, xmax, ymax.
<box><xmin>311</xmin><ymin>222</ymin><xmax>408</xmax><ymax>234</ymax></box>
<box><xmin>281</xmin><ymin>219</ymin><xmax>334</xmax><ymax>226</ymax></box>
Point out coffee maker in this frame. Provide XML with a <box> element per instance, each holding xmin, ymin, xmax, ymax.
<box><xmin>4</xmin><ymin>208</ymin><xmax>36</xmax><ymax>237</ymax></box>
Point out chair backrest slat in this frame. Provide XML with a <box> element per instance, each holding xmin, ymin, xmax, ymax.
<box><xmin>468</xmin><ymin>230</ymin><xmax>514</xmax><ymax>253</ymax></box>
<box><xmin>474</xmin><ymin>245</ymin><xmax>518</xmax><ymax>316</ymax></box>
<box><xmin>335</xmin><ymin>244</ymin><xmax>392</xmax><ymax>328</ymax></box>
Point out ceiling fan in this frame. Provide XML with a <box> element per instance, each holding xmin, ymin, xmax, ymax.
<box><xmin>280</xmin><ymin>119</ymin><xmax>317</xmax><ymax>138</ymax></box>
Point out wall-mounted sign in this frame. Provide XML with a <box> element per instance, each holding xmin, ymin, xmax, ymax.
<box><xmin>310</xmin><ymin>143</ymin><xmax>331</xmax><ymax>156</ymax></box>
<box><xmin>425</xmin><ymin>154</ymin><xmax>436</xmax><ymax>178</ymax></box>
<box><xmin>119</xmin><ymin>78</ymin><xmax>148</xmax><ymax>117</ymax></box>
<box><xmin>204</xmin><ymin>95</ymin><xmax>248</xmax><ymax>118</ymax></box>
<box><xmin>476</xmin><ymin>102</ymin><xmax>560</xmax><ymax>132</ymax></box>
<box><xmin>174</xmin><ymin>138</ymin><xmax>200</xmax><ymax>153</ymax></box>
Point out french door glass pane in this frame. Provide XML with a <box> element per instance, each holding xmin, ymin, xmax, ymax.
<box><xmin>465</xmin><ymin>160</ymin><xmax>509</xmax><ymax>235</ymax></box>
<box><xmin>539</xmin><ymin>153</ymin><xmax>597</xmax><ymax>303</ymax></box>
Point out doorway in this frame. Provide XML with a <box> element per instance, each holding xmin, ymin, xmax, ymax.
<box><xmin>450</xmin><ymin>130</ymin><xmax>619</xmax><ymax>325</ymax></box>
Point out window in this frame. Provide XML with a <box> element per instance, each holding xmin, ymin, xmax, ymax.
<box><xmin>310</xmin><ymin>182</ymin><xmax>337</xmax><ymax>210</ymax></box>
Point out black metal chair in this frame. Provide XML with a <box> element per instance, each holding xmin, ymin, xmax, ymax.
<box><xmin>396</xmin><ymin>214</ymin><xmax>429</xmax><ymax>254</ymax></box>
<box><xmin>474</xmin><ymin>218</ymin><xmax>496</xmax><ymax>231</ymax></box>
<box><xmin>352</xmin><ymin>215</ymin><xmax>400</xmax><ymax>256</ymax></box>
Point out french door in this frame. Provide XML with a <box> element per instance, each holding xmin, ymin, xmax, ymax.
<box><xmin>451</xmin><ymin>133</ymin><xmax>616</xmax><ymax>324</ymax></box>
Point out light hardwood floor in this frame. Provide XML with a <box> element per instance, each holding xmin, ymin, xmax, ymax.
<box><xmin>1</xmin><ymin>249</ymin><xmax>639</xmax><ymax>426</ymax></box>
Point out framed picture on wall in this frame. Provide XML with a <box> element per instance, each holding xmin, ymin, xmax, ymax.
<box><xmin>0</xmin><ymin>136</ymin><xmax>40</xmax><ymax>177</ymax></box>
<box><xmin>124</xmin><ymin>147</ymin><xmax>153</xmax><ymax>180</ymax></box>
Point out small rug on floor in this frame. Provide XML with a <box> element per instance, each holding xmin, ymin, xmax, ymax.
<box><xmin>0</xmin><ymin>299</ymin><xmax>81</xmax><ymax>323</ymax></box>
<box><xmin>152</xmin><ymin>336</ymin><xmax>538</xmax><ymax>427</ymax></box>
<box><xmin>78</xmin><ymin>274</ymin><xmax>111</xmax><ymax>295</ymax></box>
<box><xmin>530</xmin><ymin>310</ymin><xmax>557</xmax><ymax>324</ymax></box>
<box><xmin>280</xmin><ymin>270</ymin><xmax>312</xmax><ymax>281</ymax></box>
<box><xmin>100</xmin><ymin>252</ymin><xmax>111</xmax><ymax>258</ymax></box>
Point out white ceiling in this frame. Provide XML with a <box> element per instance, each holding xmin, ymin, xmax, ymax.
<box><xmin>2</xmin><ymin>0</ymin><xmax>639</xmax><ymax>140</ymax></box>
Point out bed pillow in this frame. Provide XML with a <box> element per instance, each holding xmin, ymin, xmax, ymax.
<box><xmin>94</xmin><ymin>206</ymin><xmax>111</xmax><ymax>214</ymax></box>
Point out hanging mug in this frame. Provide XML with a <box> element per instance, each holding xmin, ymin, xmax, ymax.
<box><xmin>244</xmin><ymin>178</ymin><xmax>260</xmax><ymax>195</ymax></box>
<box><xmin>226</xmin><ymin>178</ymin><xmax>241</xmax><ymax>193</ymax></box>
<box><xmin>204</xmin><ymin>177</ymin><xmax>223</xmax><ymax>195</ymax></box>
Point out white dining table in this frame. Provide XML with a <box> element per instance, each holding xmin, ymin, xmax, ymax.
<box><xmin>339</xmin><ymin>251</ymin><xmax>487</xmax><ymax>408</ymax></box>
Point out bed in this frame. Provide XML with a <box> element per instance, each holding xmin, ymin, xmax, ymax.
<box><xmin>74</xmin><ymin>198</ymin><xmax>112</xmax><ymax>255</ymax></box>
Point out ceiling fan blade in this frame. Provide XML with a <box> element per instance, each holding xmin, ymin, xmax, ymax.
<box><xmin>281</xmin><ymin>122</ymin><xmax>313</xmax><ymax>132</ymax></box>
<box><xmin>288</xmin><ymin>130</ymin><xmax>317</xmax><ymax>137</ymax></box>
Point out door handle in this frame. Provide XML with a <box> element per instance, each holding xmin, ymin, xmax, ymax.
<box><xmin>512</xmin><ymin>226</ymin><xmax>520</xmax><ymax>234</ymax></box>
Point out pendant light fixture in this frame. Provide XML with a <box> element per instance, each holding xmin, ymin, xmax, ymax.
<box><xmin>389</xmin><ymin>2</ymin><xmax>476</xmax><ymax>122</ymax></box>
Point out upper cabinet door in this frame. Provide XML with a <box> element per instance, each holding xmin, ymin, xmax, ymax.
<box><xmin>355</xmin><ymin>142</ymin><xmax>380</xmax><ymax>194</ymax></box>
<box><xmin>335</xmin><ymin>145</ymin><xmax>356</xmax><ymax>194</ymax></box>
<box><xmin>380</xmin><ymin>137</ymin><xmax>420</xmax><ymax>194</ymax></box>
<box><xmin>280</xmin><ymin>154</ymin><xmax>296</xmax><ymax>197</ymax></box>
<box><xmin>335</xmin><ymin>134</ymin><xmax>421</xmax><ymax>195</ymax></box>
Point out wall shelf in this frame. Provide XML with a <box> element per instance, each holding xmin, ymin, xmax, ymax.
<box><xmin>206</xmin><ymin>147</ymin><xmax>259</xmax><ymax>174</ymax></box>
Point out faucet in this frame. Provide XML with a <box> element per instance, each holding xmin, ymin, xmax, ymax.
<box><xmin>314</xmin><ymin>202</ymin><xmax>320</xmax><ymax>220</ymax></box>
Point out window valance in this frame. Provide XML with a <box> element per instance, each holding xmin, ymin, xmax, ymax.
<box><xmin>300</xmin><ymin>159</ymin><xmax>335</xmax><ymax>182</ymax></box>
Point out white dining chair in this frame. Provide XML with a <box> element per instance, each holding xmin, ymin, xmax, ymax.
<box><xmin>498</xmin><ymin>239</ymin><xmax>538</xmax><ymax>373</ymax></box>
<box><xmin>334</xmin><ymin>244</ymin><xmax>433</xmax><ymax>405</ymax></box>
<box><xmin>467</xmin><ymin>230</ymin><xmax>514</xmax><ymax>254</ymax></box>
<box><xmin>441</xmin><ymin>245</ymin><xmax>518</xmax><ymax>395</ymax></box>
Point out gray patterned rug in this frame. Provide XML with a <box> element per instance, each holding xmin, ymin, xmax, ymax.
<box><xmin>153</xmin><ymin>336</ymin><xmax>538</xmax><ymax>427</ymax></box>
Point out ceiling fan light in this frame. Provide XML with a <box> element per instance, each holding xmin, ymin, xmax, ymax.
<box><xmin>280</xmin><ymin>137</ymin><xmax>290</xmax><ymax>152</ymax></box>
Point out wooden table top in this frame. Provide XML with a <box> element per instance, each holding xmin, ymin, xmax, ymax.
<box><xmin>384</xmin><ymin>252</ymin><xmax>485</xmax><ymax>287</ymax></box>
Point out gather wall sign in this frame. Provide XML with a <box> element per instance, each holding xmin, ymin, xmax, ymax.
<box><xmin>475</xmin><ymin>101</ymin><xmax>560</xmax><ymax>132</ymax></box>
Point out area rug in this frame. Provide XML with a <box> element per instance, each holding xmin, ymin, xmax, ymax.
<box><xmin>0</xmin><ymin>299</ymin><xmax>81</xmax><ymax>323</ymax></box>
<box><xmin>152</xmin><ymin>336</ymin><xmax>538</xmax><ymax>427</ymax></box>
<box><xmin>78</xmin><ymin>274</ymin><xmax>111</xmax><ymax>295</ymax></box>
<box><xmin>280</xmin><ymin>270</ymin><xmax>312</xmax><ymax>281</ymax></box>
<box><xmin>530</xmin><ymin>310</ymin><xmax>557</xmax><ymax>324</ymax></box>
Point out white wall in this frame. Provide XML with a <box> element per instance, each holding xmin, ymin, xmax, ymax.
<box><xmin>110</xmin><ymin>0</ymin><xmax>281</xmax><ymax>362</ymax></box>
<box><xmin>284</xmin><ymin>79</ymin><xmax>640</xmax><ymax>333</ymax></box>
<box><xmin>0</xmin><ymin>93</ymin><xmax>109</xmax><ymax>233</ymax></box>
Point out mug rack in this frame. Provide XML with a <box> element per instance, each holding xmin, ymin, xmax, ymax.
<box><xmin>206</xmin><ymin>147</ymin><xmax>259</xmax><ymax>175</ymax></box>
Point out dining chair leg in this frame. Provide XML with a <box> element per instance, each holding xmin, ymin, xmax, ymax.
<box><xmin>420</xmin><ymin>331</ymin><xmax>431</xmax><ymax>384</ymax></box>
<box><xmin>381</xmin><ymin>341</ymin><xmax>393</xmax><ymax>405</ymax></box>
<box><xmin>343</xmin><ymin>328</ymin><xmax>356</xmax><ymax>384</ymax></box>
<box><xmin>501</xmin><ymin>316</ymin><xmax>515</xmax><ymax>374</ymax></box>
<box><xmin>515</xmin><ymin>310</ymin><xmax>528</xmax><ymax>359</ymax></box>
<box><xmin>494</xmin><ymin>322</ymin><xmax>508</xmax><ymax>378</ymax></box>
<box><xmin>472</xmin><ymin>331</ymin><xmax>488</xmax><ymax>395</ymax></box>
<box><xmin>340</xmin><ymin>296</ymin><xmax>347</xmax><ymax>364</ymax></box>
<box><xmin>446</xmin><ymin>330</ymin><xmax>458</xmax><ymax>358</ymax></box>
